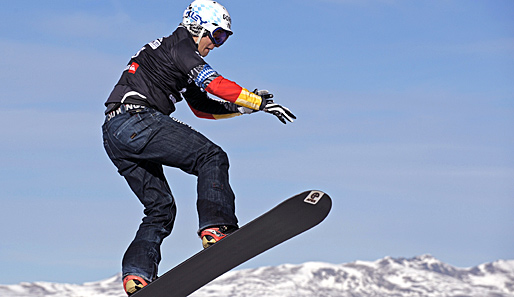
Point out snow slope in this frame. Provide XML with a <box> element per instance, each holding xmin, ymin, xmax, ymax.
<box><xmin>1</xmin><ymin>255</ymin><xmax>513</xmax><ymax>297</ymax></box>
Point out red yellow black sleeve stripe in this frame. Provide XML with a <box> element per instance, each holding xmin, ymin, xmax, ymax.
<box><xmin>187</xmin><ymin>102</ymin><xmax>241</xmax><ymax>120</ymax></box>
<box><xmin>205</xmin><ymin>76</ymin><xmax>263</xmax><ymax>110</ymax></box>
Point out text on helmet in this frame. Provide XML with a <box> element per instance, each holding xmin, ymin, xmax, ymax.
<box><xmin>187</xmin><ymin>11</ymin><xmax>207</xmax><ymax>25</ymax></box>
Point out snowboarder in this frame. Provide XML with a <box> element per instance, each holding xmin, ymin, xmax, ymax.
<box><xmin>101</xmin><ymin>0</ymin><xmax>295</xmax><ymax>295</ymax></box>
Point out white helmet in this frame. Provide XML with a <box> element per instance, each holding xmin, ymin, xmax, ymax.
<box><xmin>182</xmin><ymin>0</ymin><xmax>233</xmax><ymax>38</ymax></box>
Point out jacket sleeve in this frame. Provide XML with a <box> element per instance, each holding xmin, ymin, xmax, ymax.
<box><xmin>204</xmin><ymin>76</ymin><xmax>264</xmax><ymax>111</ymax></box>
<box><xmin>189</xmin><ymin>64</ymin><xmax>265</xmax><ymax>111</ymax></box>
<box><xmin>183</xmin><ymin>84</ymin><xmax>243</xmax><ymax>120</ymax></box>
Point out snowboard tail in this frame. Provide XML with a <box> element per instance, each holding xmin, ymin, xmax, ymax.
<box><xmin>133</xmin><ymin>190</ymin><xmax>332</xmax><ymax>297</ymax></box>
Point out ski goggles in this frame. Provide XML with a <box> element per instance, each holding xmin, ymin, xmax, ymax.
<box><xmin>209</xmin><ymin>27</ymin><xmax>232</xmax><ymax>46</ymax></box>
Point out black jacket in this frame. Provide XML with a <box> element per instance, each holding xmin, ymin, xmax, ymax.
<box><xmin>105</xmin><ymin>26</ymin><xmax>240</xmax><ymax>117</ymax></box>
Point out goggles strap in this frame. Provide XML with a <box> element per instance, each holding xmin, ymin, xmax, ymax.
<box><xmin>196</xmin><ymin>28</ymin><xmax>206</xmax><ymax>45</ymax></box>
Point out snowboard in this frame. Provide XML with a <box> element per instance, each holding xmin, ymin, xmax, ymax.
<box><xmin>132</xmin><ymin>190</ymin><xmax>332</xmax><ymax>297</ymax></box>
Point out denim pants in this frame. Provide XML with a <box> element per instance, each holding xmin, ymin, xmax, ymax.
<box><xmin>102</xmin><ymin>105</ymin><xmax>238</xmax><ymax>282</ymax></box>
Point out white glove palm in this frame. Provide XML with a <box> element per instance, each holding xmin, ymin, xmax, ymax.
<box><xmin>254</xmin><ymin>89</ymin><xmax>296</xmax><ymax>124</ymax></box>
<box><xmin>264</xmin><ymin>100</ymin><xmax>296</xmax><ymax>124</ymax></box>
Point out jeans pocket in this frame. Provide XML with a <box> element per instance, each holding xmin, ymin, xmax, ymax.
<box><xmin>113</xmin><ymin>113</ymin><xmax>156</xmax><ymax>154</ymax></box>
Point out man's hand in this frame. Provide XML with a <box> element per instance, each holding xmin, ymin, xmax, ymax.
<box><xmin>252</xmin><ymin>89</ymin><xmax>296</xmax><ymax>124</ymax></box>
<box><xmin>263</xmin><ymin>99</ymin><xmax>296</xmax><ymax>124</ymax></box>
<box><xmin>253</xmin><ymin>89</ymin><xmax>274</xmax><ymax>100</ymax></box>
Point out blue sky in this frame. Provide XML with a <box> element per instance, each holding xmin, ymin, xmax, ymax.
<box><xmin>1</xmin><ymin>0</ymin><xmax>513</xmax><ymax>285</ymax></box>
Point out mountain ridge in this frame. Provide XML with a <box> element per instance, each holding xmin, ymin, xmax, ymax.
<box><xmin>1</xmin><ymin>255</ymin><xmax>513</xmax><ymax>297</ymax></box>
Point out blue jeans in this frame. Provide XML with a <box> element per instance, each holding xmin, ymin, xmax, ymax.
<box><xmin>102</xmin><ymin>105</ymin><xmax>238</xmax><ymax>282</ymax></box>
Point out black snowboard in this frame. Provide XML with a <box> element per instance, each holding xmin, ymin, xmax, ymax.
<box><xmin>133</xmin><ymin>190</ymin><xmax>332</xmax><ymax>297</ymax></box>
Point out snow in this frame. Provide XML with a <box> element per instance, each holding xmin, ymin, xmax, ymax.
<box><xmin>1</xmin><ymin>255</ymin><xmax>513</xmax><ymax>297</ymax></box>
<box><xmin>467</xmin><ymin>260</ymin><xmax>514</xmax><ymax>293</ymax></box>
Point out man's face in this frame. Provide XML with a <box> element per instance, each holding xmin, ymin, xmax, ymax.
<box><xmin>197</xmin><ymin>35</ymin><xmax>216</xmax><ymax>57</ymax></box>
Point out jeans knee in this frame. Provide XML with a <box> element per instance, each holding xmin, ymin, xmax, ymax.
<box><xmin>206</xmin><ymin>144</ymin><xmax>229</xmax><ymax>167</ymax></box>
<box><xmin>158</xmin><ymin>198</ymin><xmax>176</xmax><ymax>234</ymax></box>
<box><xmin>141</xmin><ymin>196</ymin><xmax>176</xmax><ymax>236</ymax></box>
<box><xmin>162</xmin><ymin>201</ymin><xmax>176</xmax><ymax>233</ymax></box>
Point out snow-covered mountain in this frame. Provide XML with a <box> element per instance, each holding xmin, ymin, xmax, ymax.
<box><xmin>1</xmin><ymin>255</ymin><xmax>513</xmax><ymax>297</ymax></box>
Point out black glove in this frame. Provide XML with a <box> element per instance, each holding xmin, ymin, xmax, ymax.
<box><xmin>253</xmin><ymin>89</ymin><xmax>274</xmax><ymax>100</ymax></box>
<box><xmin>253</xmin><ymin>89</ymin><xmax>296</xmax><ymax>124</ymax></box>
<box><xmin>236</xmin><ymin>89</ymin><xmax>273</xmax><ymax>115</ymax></box>
<box><xmin>263</xmin><ymin>99</ymin><xmax>296</xmax><ymax>124</ymax></box>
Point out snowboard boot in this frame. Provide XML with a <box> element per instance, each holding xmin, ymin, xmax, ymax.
<box><xmin>199</xmin><ymin>226</ymin><xmax>237</xmax><ymax>249</ymax></box>
<box><xmin>123</xmin><ymin>275</ymin><xmax>148</xmax><ymax>296</ymax></box>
